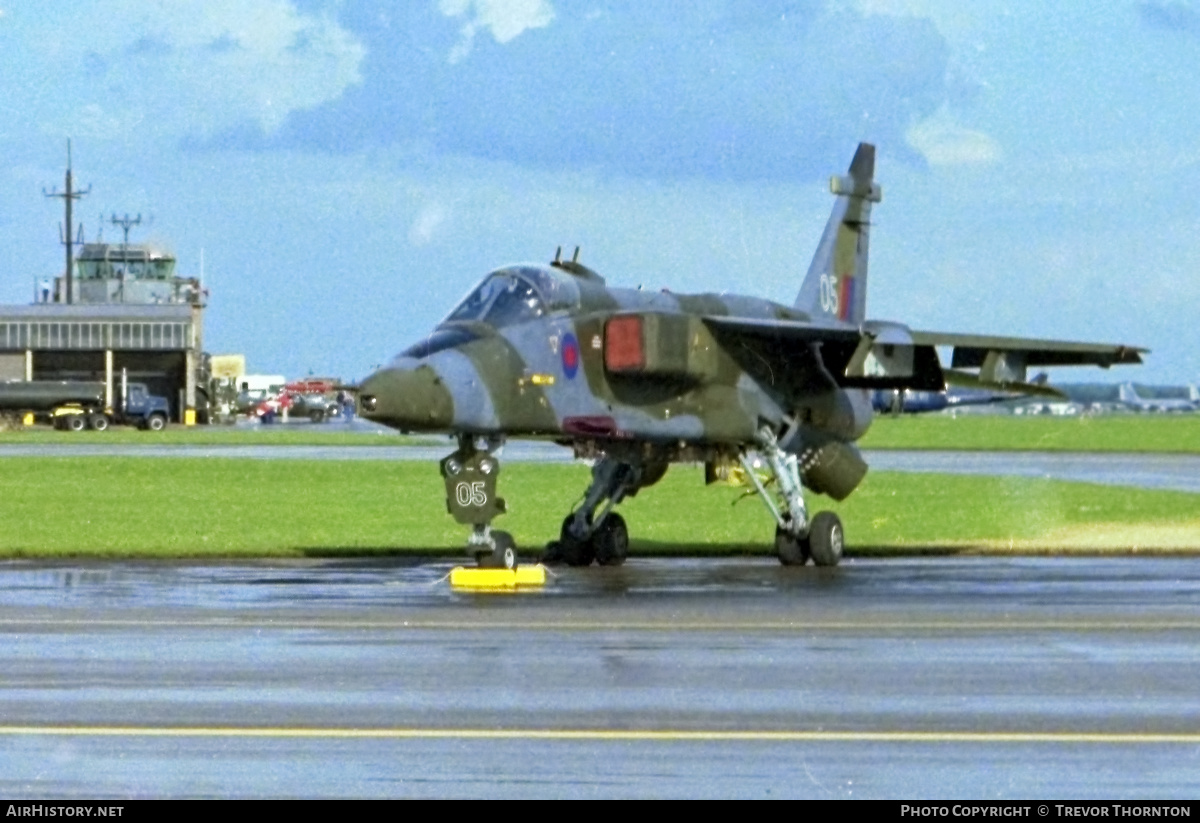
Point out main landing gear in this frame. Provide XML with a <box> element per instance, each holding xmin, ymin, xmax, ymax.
<box><xmin>440</xmin><ymin>435</ymin><xmax>517</xmax><ymax>569</ymax></box>
<box><xmin>739</xmin><ymin>428</ymin><xmax>844</xmax><ymax>567</ymax></box>
<box><xmin>439</xmin><ymin>428</ymin><xmax>843</xmax><ymax>570</ymax></box>
<box><xmin>541</xmin><ymin>456</ymin><xmax>662</xmax><ymax>567</ymax></box>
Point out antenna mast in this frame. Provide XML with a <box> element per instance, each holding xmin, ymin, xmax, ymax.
<box><xmin>43</xmin><ymin>140</ymin><xmax>91</xmax><ymax>304</ymax></box>
<box><xmin>111</xmin><ymin>213</ymin><xmax>142</xmax><ymax>255</ymax></box>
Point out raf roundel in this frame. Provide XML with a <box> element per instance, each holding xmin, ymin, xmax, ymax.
<box><xmin>561</xmin><ymin>332</ymin><xmax>580</xmax><ymax>379</ymax></box>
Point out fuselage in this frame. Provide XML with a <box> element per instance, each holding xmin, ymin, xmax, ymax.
<box><xmin>358</xmin><ymin>263</ymin><xmax>874</xmax><ymax>453</ymax></box>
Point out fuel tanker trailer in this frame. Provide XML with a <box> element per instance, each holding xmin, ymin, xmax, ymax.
<box><xmin>0</xmin><ymin>379</ymin><xmax>171</xmax><ymax>431</ymax></box>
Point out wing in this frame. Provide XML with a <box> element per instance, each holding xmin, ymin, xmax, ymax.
<box><xmin>911</xmin><ymin>331</ymin><xmax>1146</xmax><ymax>385</ymax></box>
<box><xmin>702</xmin><ymin>316</ymin><xmax>1145</xmax><ymax>396</ymax></box>
<box><xmin>701</xmin><ymin>316</ymin><xmax>946</xmax><ymax>392</ymax></box>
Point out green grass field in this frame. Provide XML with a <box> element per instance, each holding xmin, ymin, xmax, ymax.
<box><xmin>2</xmin><ymin>458</ymin><xmax>1197</xmax><ymax>558</ymax></box>
<box><xmin>860</xmin><ymin>414</ymin><xmax>1200</xmax><ymax>453</ymax></box>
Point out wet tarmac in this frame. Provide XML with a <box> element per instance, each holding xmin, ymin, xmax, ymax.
<box><xmin>1</xmin><ymin>556</ymin><xmax>1199</xmax><ymax>798</ymax></box>
<box><xmin>3</xmin><ymin>442</ymin><xmax>1200</xmax><ymax>492</ymax></box>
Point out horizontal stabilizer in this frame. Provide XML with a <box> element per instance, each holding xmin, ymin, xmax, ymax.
<box><xmin>942</xmin><ymin>368</ymin><xmax>1067</xmax><ymax>399</ymax></box>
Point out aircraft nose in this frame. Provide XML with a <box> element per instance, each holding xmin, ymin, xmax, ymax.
<box><xmin>358</xmin><ymin>363</ymin><xmax>454</xmax><ymax>431</ymax></box>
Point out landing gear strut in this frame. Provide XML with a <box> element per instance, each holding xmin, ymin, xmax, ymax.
<box><xmin>741</xmin><ymin>427</ymin><xmax>844</xmax><ymax>567</ymax></box>
<box><xmin>544</xmin><ymin>456</ymin><xmax>646</xmax><ymax>567</ymax></box>
<box><xmin>440</xmin><ymin>435</ymin><xmax>517</xmax><ymax>569</ymax></box>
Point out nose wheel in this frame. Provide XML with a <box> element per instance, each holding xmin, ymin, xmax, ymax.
<box><xmin>475</xmin><ymin>530</ymin><xmax>517</xmax><ymax>569</ymax></box>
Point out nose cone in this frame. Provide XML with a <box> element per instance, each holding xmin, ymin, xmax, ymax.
<box><xmin>358</xmin><ymin>363</ymin><xmax>454</xmax><ymax>431</ymax></box>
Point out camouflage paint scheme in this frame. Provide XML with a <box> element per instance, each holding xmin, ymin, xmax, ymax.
<box><xmin>358</xmin><ymin>144</ymin><xmax>1145</xmax><ymax>568</ymax></box>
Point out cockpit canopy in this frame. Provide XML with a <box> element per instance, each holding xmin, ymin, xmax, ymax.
<box><xmin>397</xmin><ymin>266</ymin><xmax>583</xmax><ymax>361</ymax></box>
<box><xmin>444</xmin><ymin>266</ymin><xmax>580</xmax><ymax>329</ymax></box>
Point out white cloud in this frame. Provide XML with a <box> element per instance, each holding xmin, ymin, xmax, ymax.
<box><xmin>439</xmin><ymin>0</ymin><xmax>555</xmax><ymax>64</ymax></box>
<box><xmin>8</xmin><ymin>0</ymin><xmax>364</xmax><ymax>141</ymax></box>
<box><xmin>843</xmin><ymin>0</ymin><xmax>981</xmax><ymax>45</ymax></box>
<box><xmin>408</xmin><ymin>202</ymin><xmax>448</xmax><ymax>246</ymax></box>
<box><xmin>906</xmin><ymin>107</ymin><xmax>1001</xmax><ymax>166</ymax></box>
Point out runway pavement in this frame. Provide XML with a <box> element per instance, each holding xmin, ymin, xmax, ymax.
<box><xmin>1</xmin><ymin>556</ymin><xmax>1198</xmax><ymax>798</ymax></box>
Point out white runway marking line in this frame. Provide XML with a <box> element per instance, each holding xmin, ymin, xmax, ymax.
<box><xmin>0</xmin><ymin>727</ymin><xmax>1198</xmax><ymax>744</ymax></box>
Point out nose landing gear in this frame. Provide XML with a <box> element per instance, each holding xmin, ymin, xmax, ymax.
<box><xmin>441</xmin><ymin>435</ymin><xmax>517</xmax><ymax>569</ymax></box>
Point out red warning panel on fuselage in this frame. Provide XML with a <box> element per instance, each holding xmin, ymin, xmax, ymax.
<box><xmin>604</xmin><ymin>315</ymin><xmax>645</xmax><ymax>372</ymax></box>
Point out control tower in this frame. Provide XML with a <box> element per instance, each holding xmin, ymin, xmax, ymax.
<box><xmin>49</xmin><ymin>240</ymin><xmax>205</xmax><ymax>307</ymax></box>
<box><xmin>0</xmin><ymin>152</ymin><xmax>210</xmax><ymax>424</ymax></box>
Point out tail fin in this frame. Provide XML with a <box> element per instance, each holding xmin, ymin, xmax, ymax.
<box><xmin>794</xmin><ymin>143</ymin><xmax>881</xmax><ymax>325</ymax></box>
<box><xmin>1118</xmin><ymin>383</ymin><xmax>1140</xmax><ymax>404</ymax></box>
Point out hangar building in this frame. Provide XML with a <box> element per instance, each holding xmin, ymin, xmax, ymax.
<box><xmin>0</xmin><ymin>241</ymin><xmax>208</xmax><ymax>423</ymax></box>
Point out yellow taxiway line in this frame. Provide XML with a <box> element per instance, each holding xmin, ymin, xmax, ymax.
<box><xmin>0</xmin><ymin>727</ymin><xmax>1197</xmax><ymax>744</ymax></box>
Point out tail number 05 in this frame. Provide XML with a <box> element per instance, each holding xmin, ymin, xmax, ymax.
<box><xmin>819</xmin><ymin>274</ymin><xmax>840</xmax><ymax>315</ymax></box>
<box><xmin>455</xmin><ymin>481</ymin><xmax>487</xmax><ymax>507</ymax></box>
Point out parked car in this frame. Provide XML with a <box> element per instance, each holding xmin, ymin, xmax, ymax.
<box><xmin>286</xmin><ymin>392</ymin><xmax>341</xmax><ymax>423</ymax></box>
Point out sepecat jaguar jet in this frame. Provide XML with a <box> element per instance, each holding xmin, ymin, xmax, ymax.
<box><xmin>358</xmin><ymin>143</ymin><xmax>1144</xmax><ymax>570</ymax></box>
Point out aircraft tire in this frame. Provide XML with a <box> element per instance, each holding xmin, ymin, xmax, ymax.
<box><xmin>493</xmin><ymin>531</ymin><xmax>517</xmax><ymax>569</ymax></box>
<box><xmin>808</xmin><ymin>512</ymin><xmax>844</xmax><ymax>567</ymax></box>
<box><xmin>476</xmin><ymin>531</ymin><xmax>517</xmax><ymax>569</ymax></box>
<box><xmin>559</xmin><ymin>515</ymin><xmax>595</xmax><ymax>567</ymax></box>
<box><xmin>562</xmin><ymin>538</ymin><xmax>595</xmax><ymax>567</ymax></box>
<box><xmin>540</xmin><ymin>541</ymin><xmax>564</xmax><ymax>565</ymax></box>
<box><xmin>775</xmin><ymin>524</ymin><xmax>808</xmax><ymax>566</ymax></box>
<box><xmin>594</xmin><ymin>513</ymin><xmax>629</xmax><ymax>567</ymax></box>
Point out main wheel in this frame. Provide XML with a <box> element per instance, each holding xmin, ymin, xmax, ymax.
<box><xmin>560</xmin><ymin>514</ymin><xmax>595</xmax><ymax>567</ymax></box>
<box><xmin>593</xmin><ymin>512</ymin><xmax>629</xmax><ymax>567</ymax></box>
<box><xmin>775</xmin><ymin>525</ymin><xmax>808</xmax><ymax>566</ymax></box>
<box><xmin>808</xmin><ymin>511</ymin><xmax>844</xmax><ymax>567</ymax></box>
<box><xmin>88</xmin><ymin>413</ymin><xmax>110</xmax><ymax>432</ymax></box>
<box><xmin>65</xmin><ymin>414</ymin><xmax>86</xmax><ymax>432</ymax></box>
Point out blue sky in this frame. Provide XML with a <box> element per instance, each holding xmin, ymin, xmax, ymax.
<box><xmin>1</xmin><ymin>1</ymin><xmax>1196</xmax><ymax>383</ymax></box>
